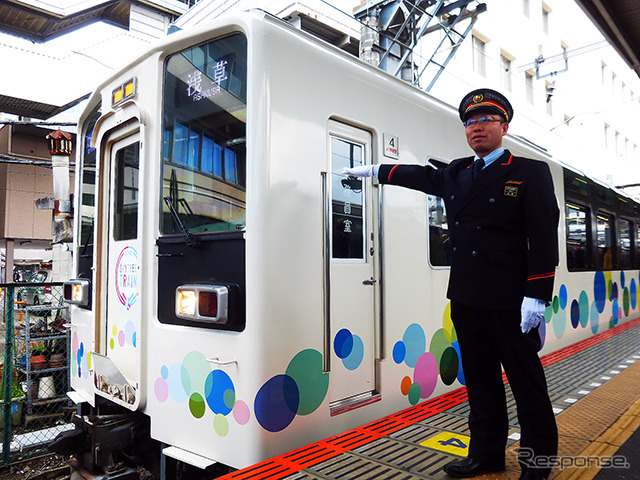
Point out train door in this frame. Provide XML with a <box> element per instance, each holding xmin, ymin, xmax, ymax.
<box><xmin>327</xmin><ymin>121</ymin><xmax>377</xmax><ymax>409</ymax></box>
<box><xmin>96</xmin><ymin>130</ymin><xmax>142</xmax><ymax>408</ymax></box>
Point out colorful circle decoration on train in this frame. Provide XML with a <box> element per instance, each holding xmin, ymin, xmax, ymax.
<box><xmin>149</xmin><ymin>270</ymin><xmax>640</xmax><ymax>431</ymax></box>
<box><xmin>154</xmin><ymin>351</ymin><xmax>251</xmax><ymax>436</ymax></box>
<box><xmin>71</xmin><ymin>332</ymin><xmax>91</xmax><ymax>379</ymax></box>
<box><xmin>333</xmin><ymin>328</ymin><xmax>364</xmax><ymax>370</ymax></box>
<box><xmin>392</xmin><ymin>317</ymin><xmax>461</xmax><ymax>406</ymax></box>
<box><xmin>253</xmin><ymin>349</ymin><xmax>328</xmax><ymax>432</ymax></box>
<box><xmin>109</xmin><ymin>321</ymin><xmax>137</xmax><ymax>351</ymax></box>
<box><xmin>544</xmin><ymin>271</ymin><xmax>638</xmax><ymax>344</ymax></box>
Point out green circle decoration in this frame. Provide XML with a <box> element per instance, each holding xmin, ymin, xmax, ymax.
<box><xmin>214</xmin><ymin>414</ymin><xmax>229</xmax><ymax>436</ymax></box>
<box><xmin>223</xmin><ymin>388</ymin><xmax>236</xmax><ymax>410</ymax></box>
<box><xmin>578</xmin><ymin>291</ymin><xmax>589</xmax><ymax>328</ymax></box>
<box><xmin>429</xmin><ymin>329</ymin><xmax>450</xmax><ymax>369</ymax></box>
<box><xmin>408</xmin><ymin>382</ymin><xmax>421</xmax><ymax>406</ymax></box>
<box><xmin>623</xmin><ymin>287</ymin><xmax>630</xmax><ymax>316</ymax></box>
<box><xmin>285</xmin><ymin>349</ymin><xmax>329</xmax><ymax>416</ymax></box>
<box><xmin>189</xmin><ymin>392</ymin><xmax>206</xmax><ymax>419</ymax></box>
<box><xmin>182</xmin><ymin>351</ymin><xmax>211</xmax><ymax>396</ymax></box>
<box><xmin>439</xmin><ymin>347</ymin><xmax>459</xmax><ymax>386</ymax></box>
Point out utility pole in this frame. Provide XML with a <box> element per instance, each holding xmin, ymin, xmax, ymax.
<box><xmin>354</xmin><ymin>0</ymin><xmax>486</xmax><ymax>91</ymax></box>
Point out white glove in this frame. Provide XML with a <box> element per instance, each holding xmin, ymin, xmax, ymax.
<box><xmin>520</xmin><ymin>297</ymin><xmax>546</xmax><ymax>333</ymax></box>
<box><xmin>342</xmin><ymin>165</ymin><xmax>377</xmax><ymax>177</ymax></box>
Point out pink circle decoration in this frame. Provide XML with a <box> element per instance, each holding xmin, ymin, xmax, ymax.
<box><xmin>233</xmin><ymin>400</ymin><xmax>251</xmax><ymax>425</ymax></box>
<box><xmin>118</xmin><ymin>330</ymin><xmax>125</xmax><ymax>347</ymax></box>
<box><xmin>72</xmin><ymin>332</ymin><xmax>79</xmax><ymax>353</ymax></box>
<box><xmin>413</xmin><ymin>352</ymin><xmax>438</xmax><ymax>399</ymax></box>
<box><xmin>155</xmin><ymin>378</ymin><xmax>169</xmax><ymax>402</ymax></box>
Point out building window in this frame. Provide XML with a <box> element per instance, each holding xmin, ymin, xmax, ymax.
<box><xmin>525</xmin><ymin>72</ymin><xmax>535</xmax><ymax>104</ymax></box>
<box><xmin>501</xmin><ymin>54</ymin><xmax>512</xmax><ymax>91</ymax></box>
<box><xmin>472</xmin><ymin>36</ymin><xmax>486</xmax><ymax>76</ymax></box>
<box><xmin>604</xmin><ymin>123</ymin><xmax>610</xmax><ymax>150</ymax></box>
<box><xmin>601</xmin><ymin>62</ymin><xmax>607</xmax><ymax>86</ymax></box>
<box><xmin>542</xmin><ymin>5</ymin><xmax>550</xmax><ymax>34</ymax></box>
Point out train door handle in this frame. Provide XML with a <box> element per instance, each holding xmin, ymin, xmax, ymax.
<box><xmin>362</xmin><ymin>277</ymin><xmax>377</xmax><ymax>285</ymax></box>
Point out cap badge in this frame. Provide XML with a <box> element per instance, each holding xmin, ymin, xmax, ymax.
<box><xmin>473</xmin><ymin>94</ymin><xmax>484</xmax><ymax>104</ymax></box>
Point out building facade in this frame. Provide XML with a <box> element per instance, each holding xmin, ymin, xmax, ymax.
<box><xmin>173</xmin><ymin>0</ymin><xmax>640</xmax><ymax>195</ymax></box>
<box><xmin>0</xmin><ymin>123</ymin><xmax>76</xmax><ymax>282</ymax></box>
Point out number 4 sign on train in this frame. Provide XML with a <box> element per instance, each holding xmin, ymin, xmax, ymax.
<box><xmin>420</xmin><ymin>431</ymin><xmax>470</xmax><ymax>456</ymax></box>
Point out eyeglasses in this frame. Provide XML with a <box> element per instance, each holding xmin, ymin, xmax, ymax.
<box><xmin>463</xmin><ymin>116</ymin><xmax>504</xmax><ymax>128</ymax></box>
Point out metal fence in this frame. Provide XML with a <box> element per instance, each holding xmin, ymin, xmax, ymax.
<box><xmin>0</xmin><ymin>281</ymin><xmax>72</xmax><ymax>466</ymax></box>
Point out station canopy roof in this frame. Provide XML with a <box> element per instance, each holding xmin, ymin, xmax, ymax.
<box><xmin>0</xmin><ymin>0</ymin><xmax>188</xmax><ymax>120</ymax></box>
<box><xmin>574</xmin><ymin>0</ymin><xmax>640</xmax><ymax>76</ymax></box>
<box><xmin>0</xmin><ymin>0</ymin><xmax>187</xmax><ymax>42</ymax></box>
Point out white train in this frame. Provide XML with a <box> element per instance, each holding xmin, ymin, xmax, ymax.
<box><xmin>57</xmin><ymin>10</ymin><xmax>640</xmax><ymax>479</ymax></box>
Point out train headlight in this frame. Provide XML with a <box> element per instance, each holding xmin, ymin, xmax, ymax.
<box><xmin>175</xmin><ymin>285</ymin><xmax>228</xmax><ymax>323</ymax></box>
<box><xmin>63</xmin><ymin>279</ymin><xmax>90</xmax><ymax>306</ymax></box>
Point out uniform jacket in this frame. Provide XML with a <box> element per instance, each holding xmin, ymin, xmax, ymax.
<box><xmin>377</xmin><ymin>150</ymin><xmax>560</xmax><ymax>311</ymax></box>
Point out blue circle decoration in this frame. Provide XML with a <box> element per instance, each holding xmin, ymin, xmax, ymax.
<box><xmin>590</xmin><ymin>301</ymin><xmax>600</xmax><ymax>334</ymax></box>
<box><xmin>612</xmin><ymin>298</ymin><xmax>620</xmax><ymax>325</ymax></box>
<box><xmin>334</xmin><ymin>328</ymin><xmax>354</xmax><ymax>359</ymax></box>
<box><xmin>204</xmin><ymin>370</ymin><xmax>235</xmax><ymax>415</ymax></box>
<box><xmin>393</xmin><ymin>341</ymin><xmax>406</xmax><ymax>364</ymax></box>
<box><xmin>594</xmin><ymin>271</ymin><xmax>606</xmax><ymax>313</ymax></box>
<box><xmin>403</xmin><ymin>323</ymin><xmax>426</xmax><ymax>368</ymax></box>
<box><xmin>343</xmin><ymin>335</ymin><xmax>364</xmax><ymax>370</ymax></box>
<box><xmin>559</xmin><ymin>284</ymin><xmax>568</xmax><ymax>310</ymax></box>
<box><xmin>254</xmin><ymin>375</ymin><xmax>299</xmax><ymax>432</ymax></box>
<box><xmin>611</xmin><ymin>282</ymin><xmax>619</xmax><ymax>301</ymax></box>
<box><xmin>621</xmin><ymin>271</ymin><xmax>626</xmax><ymax>289</ymax></box>
<box><xmin>631</xmin><ymin>279</ymin><xmax>638</xmax><ymax>310</ymax></box>
<box><xmin>570</xmin><ymin>299</ymin><xmax>580</xmax><ymax>329</ymax></box>
<box><xmin>452</xmin><ymin>341</ymin><xmax>465</xmax><ymax>385</ymax></box>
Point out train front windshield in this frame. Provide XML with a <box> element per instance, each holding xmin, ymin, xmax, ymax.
<box><xmin>161</xmin><ymin>33</ymin><xmax>247</xmax><ymax>235</ymax></box>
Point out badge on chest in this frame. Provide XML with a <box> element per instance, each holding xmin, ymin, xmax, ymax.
<box><xmin>504</xmin><ymin>180</ymin><xmax>522</xmax><ymax>198</ymax></box>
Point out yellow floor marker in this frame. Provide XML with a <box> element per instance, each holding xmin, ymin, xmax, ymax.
<box><xmin>420</xmin><ymin>431</ymin><xmax>470</xmax><ymax>457</ymax></box>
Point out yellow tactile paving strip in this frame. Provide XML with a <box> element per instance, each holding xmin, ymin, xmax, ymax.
<box><xmin>476</xmin><ymin>358</ymin><xmax>640</xmax><ymax>480</ymax></box>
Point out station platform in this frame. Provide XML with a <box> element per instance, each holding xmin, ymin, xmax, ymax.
<box><xmin>221</xmin><ymin>318</ymin><xmax>640</xmax><ymax>480</ymax></box>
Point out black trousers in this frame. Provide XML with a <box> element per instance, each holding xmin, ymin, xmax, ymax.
<box><xmin>450</xmin><ymin>302</ymin><xmax>558</xmax><ymax>475</ymax></box>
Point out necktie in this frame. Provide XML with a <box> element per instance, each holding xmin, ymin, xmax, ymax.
<box><xmin>472</xmin><ymin>158</ymin><xmax>485</xmax><ymax>180</ymax></box>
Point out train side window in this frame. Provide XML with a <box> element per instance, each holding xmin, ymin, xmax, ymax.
<box><xmin>566</xmin><ymin>203</ymin><xmax>589</xmax><ymax>270</ymax></box>
<box><xmin>595</xmin><ymin>212</ymin><xmax>614</xmax><ymax>270</ymax></box>
<box><xmin>618</xmin><ymin>218</ymin><xmax>632</xmax><ymax>269</ymax></box>
<box><xmin>331</xmin><ymin>137</ymin><xmax>365</xmax><ymax>259</ymax></box>
<box><xmin>113</xmin><ymin>142</ymin><xmax>140</xmax><ymax>241</ymax></box>
<box><xmin>428</xmin><ymin>195</ymin><xmax>450</xmax><ymax>267</ymax></box>
<box><xmin>637</xmin><ymin>225</ymin><xmax>640</xmax><ymax>267</ymax></box>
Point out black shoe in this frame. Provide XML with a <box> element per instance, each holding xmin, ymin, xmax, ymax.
<box><xmin>519</xmin><ymin>471</ymin><xmax>547</xmax><ymax>480</ymax></box>
<box><xmin>443</xmin><ymin>457</ymin><xmax>505</xmax><ymax>478</ymax></box>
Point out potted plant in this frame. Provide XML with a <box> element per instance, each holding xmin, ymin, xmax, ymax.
<box><xmin>30</xmin><ymin>342</ymin><xmax>47</xmax><ymax>371</ymax></box>
<box><xmin>0</xmin><ymin>381</ymin><xmax>26</xmax><ymax>427</ymax></box>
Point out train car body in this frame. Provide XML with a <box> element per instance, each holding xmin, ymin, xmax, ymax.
<box><xmin>61</xmin><ymin>10</ymin><xmax>640</xmax><ymax>478</ymax></box>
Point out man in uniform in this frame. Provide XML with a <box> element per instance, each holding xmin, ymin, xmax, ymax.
<box><xmin>344</xmin><ymin>88</ymin><xmax>559</xmax><ymax>480</ymax></box>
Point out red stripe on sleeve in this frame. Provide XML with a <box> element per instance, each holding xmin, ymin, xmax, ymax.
<box><xmin>387</xmin><ymin>164</ymin><xmax>400</xmax><ymax>182</ymax></box>
<box><xmin>527</xmin><ymin>272</ymin><xmax>556</xmax><ymax>281</ymax></box>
